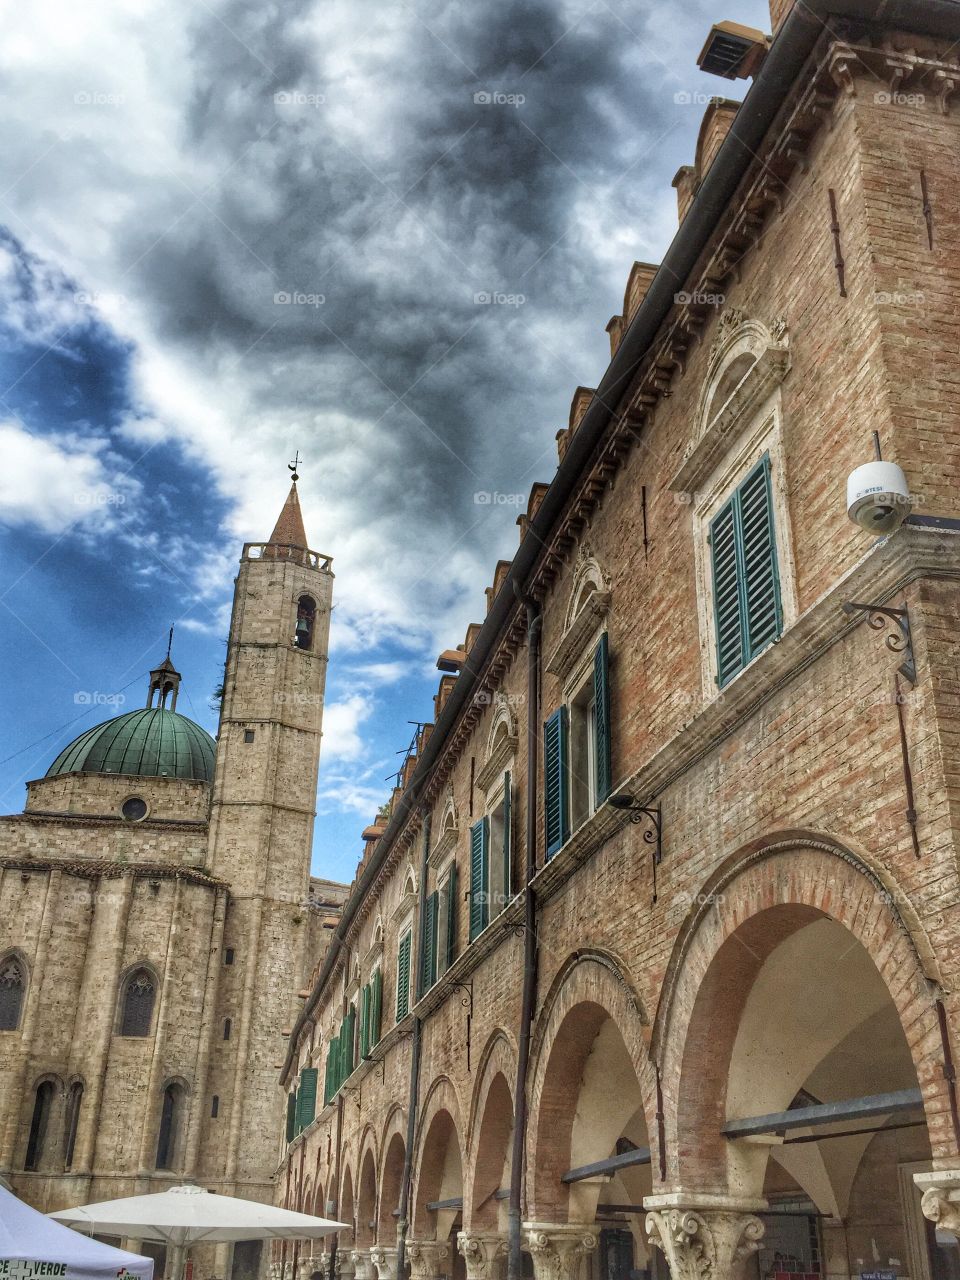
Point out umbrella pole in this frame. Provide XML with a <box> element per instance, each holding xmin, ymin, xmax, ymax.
<box><xmin>169</xmin><ymin>1243</ymin><xmax>188</xmax><ymax>1280</ymax></box>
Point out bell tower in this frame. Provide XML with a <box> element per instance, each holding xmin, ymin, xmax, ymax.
<box><xmin>200</xmin><ymin>465</ymin><xmax>333</xmax><ymax>1204</ymax></box>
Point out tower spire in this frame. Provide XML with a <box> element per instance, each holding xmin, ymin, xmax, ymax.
<box><xmin>147</xmin><ymin>626</ymin><xmax>182</xmax><ymax>711</ymax></box>
<box><xmin>268</xmin><ymin>457</ymin><xmax>308</xmax><ymax>550</ymax></box>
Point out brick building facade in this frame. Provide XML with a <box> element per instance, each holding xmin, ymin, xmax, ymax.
<box><xmin>0</xmin><ymin>486</ymin><xmax>348</xmax><ymax>1280</ymax></box>
<box><xmin>276</xmin><ymin>5</ymin><xmax>960</xmax><ymax>1280</ymax></box>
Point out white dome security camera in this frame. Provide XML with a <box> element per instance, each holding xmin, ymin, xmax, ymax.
<box><xmin>846</xmin><ymin>461</ymin><xmax>911</xmax><ymax>535</ymax></box>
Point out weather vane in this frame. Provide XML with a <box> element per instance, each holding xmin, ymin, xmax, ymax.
<box><xmin>288</xmin><ymin>452</ymin><xmax>302</xmax><ymax>482</ymax></box>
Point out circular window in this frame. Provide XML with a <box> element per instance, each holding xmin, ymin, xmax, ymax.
<box><xmin>121</xmin><ymin>796</ymin><xmax>148</xmax><ymax>822</ymax></box>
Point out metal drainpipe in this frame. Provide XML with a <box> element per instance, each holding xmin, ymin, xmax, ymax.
<box><xmin>328</xmin><ymin>1091</ymin><xmax>344</xmax><ymax>1280</ymax></box>
<box><xmin>508</xmin><ymin>586</ymin><xmax>542</xmax><ymax>1280</ymax></box>
<box><xmin>397</xmin><ymin>810</ymin><xmax>432</xmax><ymax>1271</ymax></box>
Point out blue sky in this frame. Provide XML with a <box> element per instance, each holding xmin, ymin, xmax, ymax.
<box><xmin>0</xmin><ymin>0</ymin><xmax>770</xmax><ymax>884</ymax></box>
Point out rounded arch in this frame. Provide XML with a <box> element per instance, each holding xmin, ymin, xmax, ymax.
<box><xmin>412</xmin><ymin>1076</ymin><xmax>466</xmax><ymax>1240</ymax></box>
<box><xmin>377</xmin><ymin>1109</ymin><xmax>406</xmax><ymax>1240</ymax></box>
<box><xmin>312</xmin><ymin>1180</ymin><xmax>326</xmax><ymax>1218</ymax></box>
<box><xmin>0</xmin><ymin>948</ymin><xmax>29</xmax><ymax>1032</ymax></box>
<box><xmin>356</xmin><ymin>1137</ymin><xmax>378</xmax><ymax>1246</ymax></box>
<box><xmin>527</xmin><ymin>952</ymin><xmax>656</xmax><ymax>1223</ymax></box>
<box><xmin>465</xmin><ymin>1031</ymin><xmax>517</xmax><ymax>1230</ymax></box>
<box><xmin>562</xmin><ymin>550</ymin><xmax>611</xmax><ymax>635</ymax></box>
<box><xmin>155</xmin><ymin>1075</ymin><xmax>190</xmax><ymax>1173</ymax></box>
<box><xmin>695</xmin><ymin>309</ymin><xmax>789</xmax><ymax>441</ymax></box>
<box><xmin>295</xmin><ymin>593</ymin><xmax>317</xmax><ymax>651</ymax></box>
<box><xmin>654</xmin><ymin>838</ymin><xmax>947</xmax><ymax>1201</ymax></box>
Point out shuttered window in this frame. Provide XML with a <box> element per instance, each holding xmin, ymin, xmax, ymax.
<box><xmin>296</xmin><ymin>1067</ymin><xmax>318</xmax><ymax>1132</ymax></box>
<box><xmin>592</xmin><ymin>635</ymin><xmax>611</xmax><ymax>804</ymax></box>
<box><xmin>396</xmin><ymin>931</ymin><xmax>412</xmax><ymax>1022</ymax></box>
<box><xmin>360</xmin><ymin>983</ymin><xmax>370</xmax><ymax>1059</ymax></box>
<box><xmin>285</xmin><ymin>1088</ymin><xmax>297</xmax><ymax>1143</ymax></box>
<box><xmin>371</xmin><ymin>967</ymin><xmax>383</xmax><ymax>1044</ymax></box>
<box><xmin>419</xmin><ymin>891</ymin><xmax>439</xmax><ymax>994</ymax></box>
<box><xmin>444</xmin><ymin>865</ymin><xmax>458</xmax><ymax>970</ymax></box>
<box><xmin>709</xmin><ymin>453</ymin><xmax>782</xmax><ymax>687</ymax></box>
<box><xmin>469</xmin><ymin>818</ymin><xmax>490</xmax><ymax>941</ymax></box>
<box><xmin>544</xmin><ymin>707</ymin><xmax>569</xmax><ymax>858</ymax></box>
<box><xmin>501</xmin><ymin>771</ymin><xmax>512</xmax><ymax>905</ymax></box>
<box><xmin>343</xmin><ymin>1005</ymin><xmax>356</xmax><ymax>1077</ymax></box>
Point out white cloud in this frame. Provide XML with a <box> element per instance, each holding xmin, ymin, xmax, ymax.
<box><xmin>321</xmin><ymin>691</ymin><xmax>375</xmax><ymax>762</ymax></box>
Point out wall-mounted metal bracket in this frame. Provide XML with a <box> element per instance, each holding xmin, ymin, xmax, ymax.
<box><xmin>610</xmin><ymin>795</ymin><xmax>663</xmax><ymax>903</ymax></box>
<box><xmin>841</xmin><ymin>600</ymin><xmax>916</xmax><ymax>683</ymax></box>
<box><xmin>447</xmin><ymin>980</ymin><xmax>474</xmax><ymax>1071</ymax></box>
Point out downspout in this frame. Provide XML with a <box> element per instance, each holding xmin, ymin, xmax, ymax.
<box><xmin>328</xmin><ymin>1092</ymin><xmax>344</xmax><ymax>1280</ymax></box>
<box><xmin>508</xmin><ymin>586</ymin><xmax>542</xmax><ymax>1280</ymax></box>
<box><xmin>397</xmin><ymin>810</ymin><xmax>432</xmax><ymax>1271</ymax></box>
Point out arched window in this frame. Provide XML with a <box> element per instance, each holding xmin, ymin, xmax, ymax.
<box><xmin>25</xmin><ymin>1080</ymin><xmax>55</xmax><ymax>1170</ymax></box>
<box><xmin>119</xmin><ymin>968</ymin><xmax>156</xmax><ymax>1037</ymax></box>
<box><xmin>156</xmin><ymin>1083</ymin><xmax>184</xmax><ymax>1170</ymax></box>
<box><xmin>0</xmin><ymin>954</ymin><xmax>26</xmax><ymax>1031</ymax></box>
<box><xmin>295</xmin><ymin>595</ymin><xmax>316</xmax><ymax>651</ymax></box>
<box><xmin>63</xmin><ymin>1081</ymin><xmax>83</xmax><ymax>1169</ymax></box>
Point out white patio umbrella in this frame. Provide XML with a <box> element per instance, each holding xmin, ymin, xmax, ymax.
<box><xmin>0</xmin><ymin>1184</ymin><xmax>153</xmax><ymax>1280</ymax></box>
<box><xmin>51</xmin><ymin>1184</ymin><xmax>346</xmax><ymax>1280</ymax></box>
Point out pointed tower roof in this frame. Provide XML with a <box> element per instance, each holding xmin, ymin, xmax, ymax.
<box><xmin>269</xmin><ymin>481</ymin><xmax>308</xmax><ymax>550</ymax></box>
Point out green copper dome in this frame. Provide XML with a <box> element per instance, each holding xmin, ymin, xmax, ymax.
<box><xmin>46</xmin><ymin>708</ymin><xmax>216</xmax><ymax>783</ymax></box>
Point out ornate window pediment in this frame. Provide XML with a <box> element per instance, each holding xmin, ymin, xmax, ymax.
<box><xmin>475</xmin><ymin>702</ymin><xmax>519</xmax><ymax>794</ymax></box>
<box><xmin>429</xmin><ymin>789</ymin><xmax>460</xmax><ymax>869</ymax></box>
<box><xmin>391</xmin><ymin>864</ymin><xmax>418</xmax><ymax>920</ymax></box>
<box><xmin>670</xmin><ymin>310</ymin><xmax>790</xmax><ymax>495</ymax></box>
<box><xmin>546</xmin><ymin>547</ymin><xmax>611</xmax><ymax>681</ymax></box>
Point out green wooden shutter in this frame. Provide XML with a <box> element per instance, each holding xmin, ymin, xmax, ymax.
<box><xmin>501</xmin><ymin>771</ymin><xmax>512</xmax><ymax>906</ymax></box>
<box><xmin>371</xmin><ymin>967</ymin><xmax>383</xmax><ymax>1043</ymax></box>
<box><xmin>285</xmin><ymin>1088</ymin><xmax>297</xmax><ymax>1142</ymax></box>
<box><xmin>710</xmin><ymin>496</ymin><xmax>743</xmax><ymax>687</ymax></box>
<box><xmin>419</xmin><ymin>890</ymin><xmax>439</xmax><ymax>993</ymax></box>
<box><xmin>544</xmin><ymin>706</ymin><xmax>569</xmax><ymax>858</ymax></box>
<box><xmin>445</xmin><ymin>864</ymin><xmax>458</xmax><ymax>969</ymax></box>
<box><xmin>360</xmin><ymin>983</ymin><xmax>370</xmax><ymax>1059</ymax></box>
<box><xmin>344</xmin><ymin>1005</ymin><xmax>356</xmax><ymax>1076</ymax></box>
<box><xmin>739</xmin><ymin>454</ymin><xmax>782</xmax><ymax>661</ymax></box>
<box><xmin>396</xmin><ymin>932</ymin><xmax>412</xmax><ymax>1021</ymax></box>
<box><xmin>710</xmin><ymin>453</ymin><xmax>781</xmax><ymax>688</ymax></box>
<box><xmin>297</xmin><ymin>1067</ymin><xmax>318</xmax><ymax>1131</ymax></box>
<box><xmin>469</xmin><ymin>818</ymin><xmax>490</xmax><ymax>941</ymax></box>
<box><xmin>593</xmin><ymin>635</ymin><xmax>611</xmax><ymax>805</ymax></box>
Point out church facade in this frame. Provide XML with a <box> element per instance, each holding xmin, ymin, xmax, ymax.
<box><xmin>275</xmin><ymin>3</ymin><xmax>960</xmax><ymax>1280</ymax></box>
<box><xmin>0</xmin><ymin>486</ymin><xmax>347</xmax><ymax>1280</ymax></box>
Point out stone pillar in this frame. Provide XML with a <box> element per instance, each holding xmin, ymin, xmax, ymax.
<box><xmin>915</xmin><ymin>1169</ymin><xmax>960</xmax><ymax>1235</ymax></box>
<box><xmin>370</xmin><ymin>1248</ymin><xmax>399</xmax><ymax>1280</ymax></box>
<box><xmin>643</xmin><ymin>1195</ymin><xmax>765</xmax><ymax>1280</ymax></box>
<box><xmin>334</xmin><ymin>1252</ymin><xmax>356</xmax><ymax>1280</ymax></box>
<box><xmin>522</xmin><ymin>1225</ymin><xmax>598</xmax><ymax>1280</ymax></box>
<box><xmin>270</xmin><ymin>1264</ymin><xmax>282</xmax><ymax>1280</ymax></box>
<box><xmin>457</xmin><ymin>1231</ymin><xmax>508</xmax><ymax>1280</ymax></box>
<box><xmin>351</xmin><ymin>1251</ymin><xmax>376</xmax><ymax>1280</ymax></box>
<box><xmin>407</xmin><ymin>1240</ymin><xmax>451</xmax><ymax>1280</ymax></box>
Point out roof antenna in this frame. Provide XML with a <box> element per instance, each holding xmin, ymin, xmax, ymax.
<box><xmin>288</xmin><ymin>452</ymin><xmax>302</xmax><ymax>482</ymax></box>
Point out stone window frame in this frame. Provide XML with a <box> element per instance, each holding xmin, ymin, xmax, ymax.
<box><xmin>434</xmin><ymin>852</ymin><xmax>459</xmax><ymax>979</ymax></box>
<box><xmin>674</xmin><ymin>313</ymin><xmax>798</xmax><ymax>699</ymax></box>
<box><xmin>561</xmin><ymin>623</ymin><xmax>606</xmax><ymax>834</ymax></box>
<box><xmin>394</xmin><ymin>910</ymin><xmax>415</xmax><ymax>1023</ymax></box>
<box><xmin>481</xmin><ymin>762</ymin><xmax>515</xmax><ymax>920</ymax></box>
<box><xmin>546</xmin><ymin>546</ymin><xmax>612</xmax><ymax>684</ymax></box>
<box><xmin>0</xmin><ymin>949</ymin><xmax>28</xmax><ymax>1033</ymax></box>
<box><xmin>115</xmin><ymin>962</ymin><xmax>161</xmax><ymax>1038</ymax></box>
<box><xmin>429</xmin><ymin>789</ymin><xmax>460</xmax><ymax>871</ymax></box>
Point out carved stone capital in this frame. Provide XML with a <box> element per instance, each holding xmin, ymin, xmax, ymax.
<box><xmin>915</xmin><ymin>1169</ymin><xmax>960</xmax><ymax>1236</ymax></box>
<box><xmin>298</xmin><ymin>1261</ymin><xmax>317</xmax><ymax>1280</ymax></box>
<box><xmin>370</xmin><ymin>1248</ymin><xmax>399</xmax><ymax>1280</ymax></box>
<box><xmin>456</xmin><ymin>1231</ymin><xmax>508</xmax><ymax>1280</ymax></box>
<box><xmin>351</xmin><ymin>1251</ymin><xmax>376</xmax><ymax>1280</ymax></box>
<box><xmin>643</xmin><ymin>1201</ymin><xmax>765</xmax><ymax>1280</ymax></box>
<box><xmin>333</xmin><ymin>1251</ymin><xmax>355</xmax><ymax>1280</ymax></box>
<box><xmin>522</xmin><ymin>1223</ymin><xmax>598</xmax><ymax>1280</ymax></box>
<box><xmin>406</xmin><ymin>1240</ymin><xmax>452</xmax><ymax>1280</ymax></box>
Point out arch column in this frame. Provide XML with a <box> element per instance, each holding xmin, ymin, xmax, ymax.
<box><xmin>351</xmin><ymin>1251</ymin><xmax>376</xmax><ymax>1280</ymax></box>
<box><xmin>456</xmin><ymin>1231</ymin><xmax>507</xmax><ymax>1280</ymax></box>
<box><xmin>915</xmin><ymin>1169</ymin><xmax>960</xmax><ymax>1235</ymax></box>
<box><xmin>334</xmin><ymin>1252</ymin><xmax>356</xmax><ymax>1280</ymax></box>
<box><xmin>643</xmin><ymin>1195</ymin><xmax>765</xmax><ymax>1280</ymax></box>
<box><xmin>522</xmin><ymin>1224</ymin><xmax>598</xmax><ymax>1280</ymax></box>
<box><xmin>406</xmin><ymin>1241</ymin><xmax>451</xmax><ymax>1280</ymax></box>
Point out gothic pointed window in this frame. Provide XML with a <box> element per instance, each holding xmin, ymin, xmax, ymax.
<box><xmin>64</xmin><ymin>1081</ymin><xmax>83</xmax><ymax>1169</ymax></box>
<box><xmin>156</xmin><ymin>1083</ymin><xmax>184</xmax><ymax>1170</ymax></box>
<box><xmin>0</xmin><ymin>955</ymin><xmax>26</xmax><ymax>1031</ymax></box>
<box><xmin>295</xmin><ymin>595</ymin><xmax>316</xmax><ymax>651</ymax></box>
<box><xmin>119</xmin><ymin>968</ymin><xmax>156</xmax><ymax>1037</ymax></box>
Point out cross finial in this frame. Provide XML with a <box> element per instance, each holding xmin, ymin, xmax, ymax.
<box><xmin>165</xmin><ymin>625</ymin><xmax>174</xmax><ymax>661</ymax></box>
<box><xmin>288</xmin><ymin>452</ymin><xmax>302</xmax><ymax>482</ymax></box>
